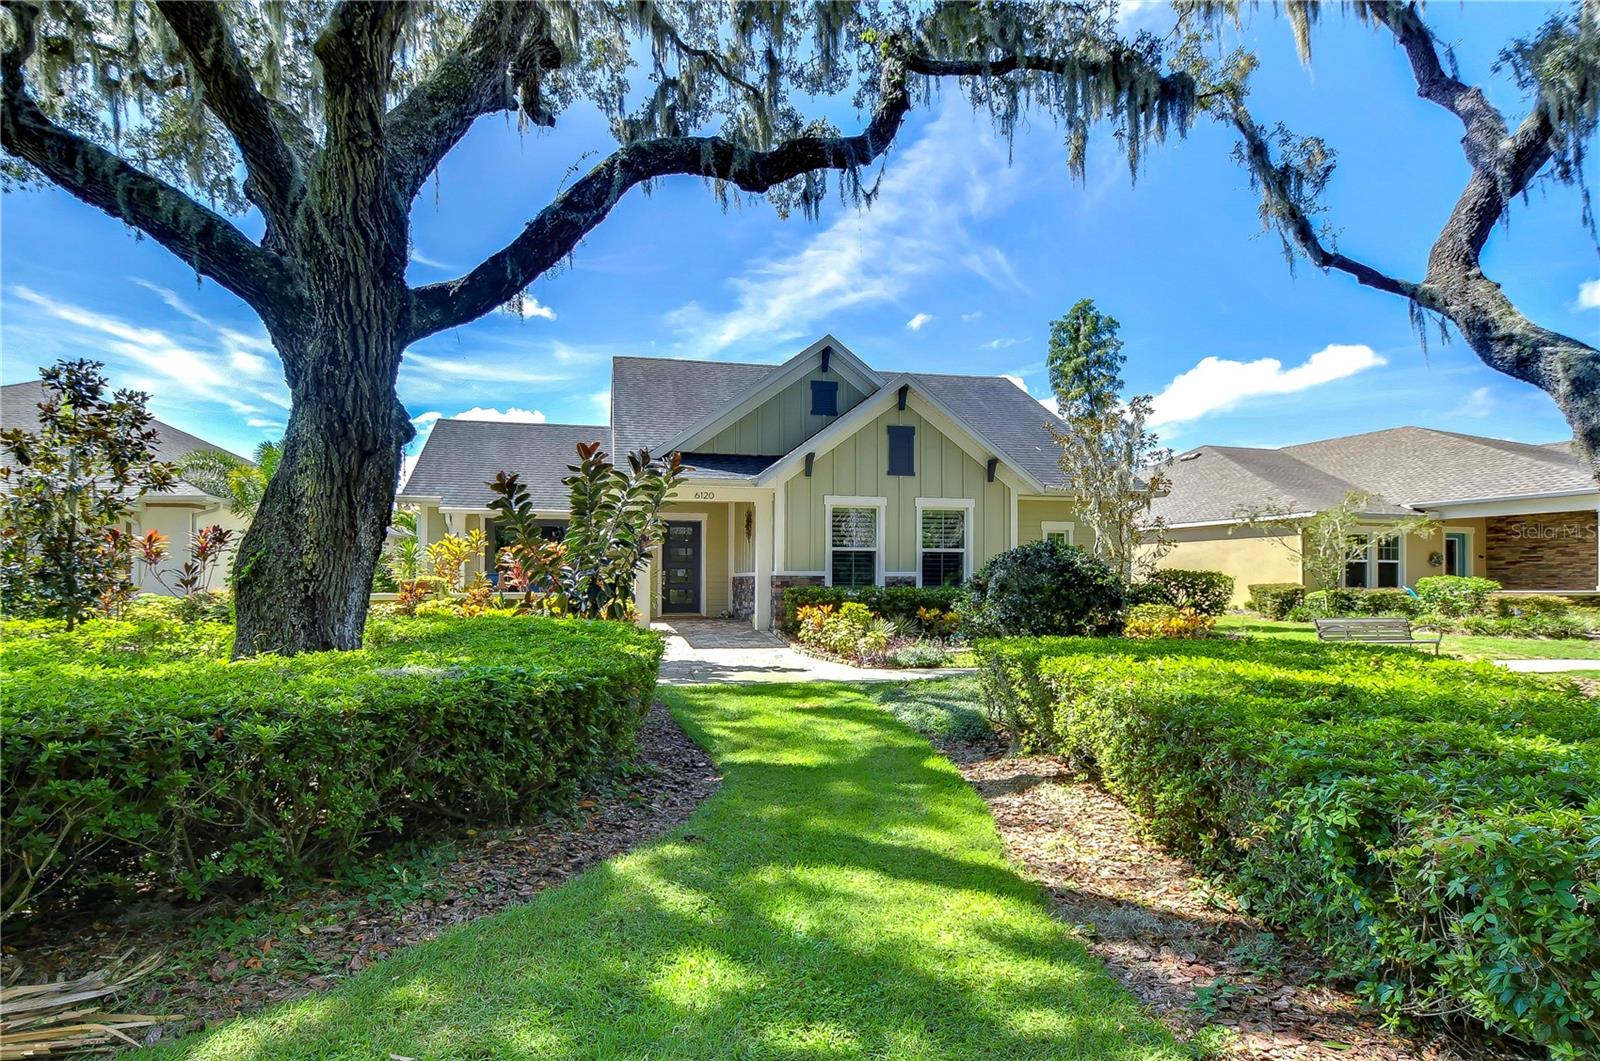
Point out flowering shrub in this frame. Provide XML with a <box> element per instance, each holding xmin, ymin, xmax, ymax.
<box><xmin>1121</xmin><ymin>603</ymin><xmax>1213</xmax><ymax>639</ymax></box>
<box><xmin>792</xmin><ymin>601</ymin><xmax>896</xmax><ymax>662</ymax></box>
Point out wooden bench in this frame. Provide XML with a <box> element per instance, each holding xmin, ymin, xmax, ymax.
<box><xmin>1314</xmin><ymin>617</ymin><xmax>1442</xmax><ymax>654</ymax></box>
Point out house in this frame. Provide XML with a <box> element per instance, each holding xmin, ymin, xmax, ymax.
<box><xmin>0</xmin><ymin>379</ymin><xmax>251</xmax><ymax>593</ymax></box>
<box><xmin>398</xmin><ymin>336</ymin><xmax>1087</xmax><ymax>628</ymax></box>
<box><xmin>1150</xmin><ymin>426</ymin><xmax>1599</xmax><ymax>604</ymax></box>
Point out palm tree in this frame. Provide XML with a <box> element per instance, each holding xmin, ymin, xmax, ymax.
<box><xmin>176</xmin><ymin>440</ymin><xmax>282</xmax><ymax>515</ymax></box>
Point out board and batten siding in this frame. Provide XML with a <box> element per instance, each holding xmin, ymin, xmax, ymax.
<box><xmin>703</xmin><ymin>367</ymin><xmax>869</xmax><ymax>456</ymax></box>
<box><xmin>782</xmin><ymin>405</ymin><xmax>1010</xmax><ymax>576</ymax></box>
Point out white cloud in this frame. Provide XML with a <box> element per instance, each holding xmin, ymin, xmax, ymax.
<box><xmin>980</xmin><ymin>337</ymin><xmax>1022</xmax><ymax>351</ymax></box>
<box><xmin>11</xmin><ymin>285</ymin><xmax>290</xmax><ymax>414</ymax></box>
<box><xmin>512</xmin><ymin>294</ymin><xmax>556</xmax><ymax>321</ymax></box>
<box><xmin>906</xmin><ymin>313</ymin><xmax>934</xmax><ymax>331</ymax></box>
<box><xmin>409</xmin><ymin>247</ymin><xmax>454</xmax><ymax>270</ymax></box>
<box><xmin>1039</xmin><ymin>395</ymin><xmax>1060</xmax><ymax>416</ymax></box>
<box><xmin>663</xmin><ymin>95</ymin><xmax>1024</xmax><ymax>353</ymax></box>
<box><xmin>456</xmin><ymin>406</ymin><xmax>547</xmax><ymax>423</ymax></box>
<box><xmin>590</xmin><ymin>389</ymin><xmax>612</xmax><ymax>416</ymax></box>
<box><xmin>1449</xmin><ymin>386</ymin><xmax>1494</xmax><ymax>419</ymax></box>
<box><xmin>1001</xmin><ymin>373</ymin><xmax>1028</xmax><ymax>392</ymax></box>
<box><xmin>402</xmin><ymin>349</ymin><xmax>567</xmax><ymax>386</ymax></box>
<box><xmin>410</xmin><ymin>410</ymin><xmax>444</xmax><ymax>431</ymax></box>
<box><xmin>245</xmin><ymin>417</ymin><xmax>282</xmax><ymax>429</ymax></box>
<box><xmin>1149</xmin><ymin>343</ymin><xmax>1387</xmax><ymax>428</ymax></box>
<box><xmin>960</xmin><ymin>310</ymin><xmax>984</xmax><ymax>322</ymax></box>
<box><xmin>1576</xmin><ymin>279</ymin><xmax>1600</xmax><ymax>310</ymax></box>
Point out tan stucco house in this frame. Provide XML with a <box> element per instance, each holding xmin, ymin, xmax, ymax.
<box><xmin>399</xmin><ymin>336</ymin><xmax>1087</xmax><ymax>629</ymax></box>
<box><xmin>1151</xmin><ymin>427</ymin><xmax>1600</xmax><ymax>604</ymax></box>
<box><xmin>1</xmin><ymin>380</ymin><xmax>252</xmax><ymax>593</ymax></box>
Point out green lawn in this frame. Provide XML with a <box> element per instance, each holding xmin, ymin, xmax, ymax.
<box><xmin>154</xmin><ymin>684</ymin><xmax>1179</xmax><ymax>1060</ymax></box>
<box><xmin>1215</xmin><ymin>615</ymin><xmax>1600</xmax><ymax>661</ymax></box>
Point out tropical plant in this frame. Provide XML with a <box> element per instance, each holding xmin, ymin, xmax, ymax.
<box><xmin>489</xmin><ymin>444</ymin><xmax>686</xmax><ymax>621</ymax></box>
<box><xmin>1045</xmin><ymin>300</ymin><xmax>1173</xmax><ymax>579</ymax></box>
<box><xmin>380</xmin><ymin>506</ymin><xmax>421</xmax><ymax>585</ymax></box>
<box><xmin>129</xmin><ymin>524</ymin><xmax>236</xmax><ymax>601</ymax></box>
<box><xmin>0</xmin><ymin>360</ymin><xmax>177</xmax><ymax>627</ymax></box>
<box><xmin>174</xmin><ymin>440</ymin><xmax>282</xmax><ymax>515</ymax></box>
<box><xmin>425</xmin><ymin>529</ymin><xmax>487</xmax><ymax>592</ymax></box>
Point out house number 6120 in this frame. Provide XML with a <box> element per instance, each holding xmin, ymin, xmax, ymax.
<box><xmin>693</xmin><ymin>491</ymin><xmax>716</xmax><ymax>500</ymax></box>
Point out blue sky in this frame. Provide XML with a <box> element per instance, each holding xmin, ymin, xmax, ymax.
<box><xmin>3</xmin><ymin>2</ymin><xmax>1594</xmax><ymax>463</ymax></box>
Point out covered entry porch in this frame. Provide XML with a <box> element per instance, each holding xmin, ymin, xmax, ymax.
<box><xmin>634</xmin><ymin>487</ymin><xmax>776</xmax><ymax>630</ymax></box>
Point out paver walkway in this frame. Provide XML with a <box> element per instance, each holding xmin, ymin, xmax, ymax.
<box><xmin>653</xmin><ymin>618</ymin><xmax>968</xmax><ymax>684</ymax></box>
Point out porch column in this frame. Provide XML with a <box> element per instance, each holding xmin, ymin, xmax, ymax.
<box><xmin>753</xmin><ymin>491</ymin><xmax>774</xmax><ymax>631</ymax></box>
<box><xmin>633</xmin><ymin>549</ymin><xmax>654</xmax><ymax>628</ymax></box>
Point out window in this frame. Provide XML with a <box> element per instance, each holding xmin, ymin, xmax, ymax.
<box><xmin>887</xmin><ymin>425</ymin><xmax>915</xmax><ymax>476</ymax></box>
<box><xmin>828</xmin><ymin>503</ymin><xmax>879</xmax><ymax>588</ymax></box>
<box><xmin>1344</xmin><ymin>534</ymin><xmax>1369</xmax><ymax>588</ymax></box>
<box><xmin>1342</xmin><ymin>532</ymin><xmax>1403</xmax><ymax>589</ymax></box>
<box><xmin>920</xmin><ymin>508</ymin><xmax>967</xmax><ymax>586</ymax></box>
<box><xmin>810</xmin><ymin>379</ymin><xmax>839</xmax><ymax>416</ymax></box>
<box><xmin>1041</xmin><ymin>521</ymin><xmax>1075</xmax><ymax>546</ymax></box>
<box><xmin>1374</xmin><ymin>536</ymin><xmax>1401</xmax><ymax>588</ymax></box>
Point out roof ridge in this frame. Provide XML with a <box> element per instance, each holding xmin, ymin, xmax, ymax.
<box><xmin>610</xmin><ymin>353</ymin><xmax>775</xmax><ymax>370</ymax></box>
<box><xmin>436</xmin><ymin>418</ymin><xmax>606</xmax><ymax>430</ymax></box>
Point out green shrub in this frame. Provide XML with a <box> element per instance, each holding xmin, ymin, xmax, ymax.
<box><xmin>1301</xmin><ymin>587</ymin><xmax>1423</xmax><ymax>618</ymax></box>
<box><xmin>1131</xmin><ymin>569</ymin><xmax>1235</xmax><ymax>615</ymax></box>
<box><xmin>1450</xmin><ymin>613</ymin><xmax>1596</xmax><ymax>639</ymax></box>
<box><xmin>1</xmin><ymin>614</ymin><xmax>663</xmax><ymax>917</ymax></box>
<box><xmin>961</xmin><ymin>541</ymin><xmax>1125</xmax><ymax>637</ymax></box>
<box><xmin>1414</xmin><ymin>575</ymin><xmax>1501</xmax><ymax>617</ymax></box>
<box><xmin>1491</xmin><ymin>593</ymin><xmax>1575</xmax><ymax>619</ymax></box>
<box><xmin>1122</xmin><ymin>603</ymin><xmax>1214</xmax><ymax>639</ymax></box>
<box><xmin>778</xmin><ymin>585</ymin><xmax>963</xmax><ymax>636</ymax></box>
<box><xmin>974</xmin><ymin>636</ymin><xmax>1600</xmax><ymax>1054</ymax></box>
<box><xmin>1247</xmin><ymin>583</ymin><xmax>1304</xmax><ymax>619</ymax></box>
<box><xmin>885</xmin><ymin>641</ymin><xmax>954</xmax><ymax>668</ymax></box>
<box><xmin>870</xmin><ymin>677</ymin><xmax>991</xmax><ymax>742</ymax></box>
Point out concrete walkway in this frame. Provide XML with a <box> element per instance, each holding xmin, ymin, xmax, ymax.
<box><xmin>1493</xmin><ymin>658</ymin><xmax>1600</xmax><ymax>673</ymax></box>
<box><xmin>653</xmin><ymin>619</ymin><xmax>969</xmax><ymax>685</ymax></box>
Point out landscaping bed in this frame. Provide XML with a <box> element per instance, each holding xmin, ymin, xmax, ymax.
<box><xmin>0</xmin><ymin>702</ymin><xmax>719</xmax><ymax>1046</ymax></box>
<box><xmin>1</xmin><ymin>613</ymin><xmax>663</xmax><ymax>918</ymax></box>
<box><xmin>975</xmin><ymin>637</ymin><xmax>1600</xmax><ymax>1055</ymax></box>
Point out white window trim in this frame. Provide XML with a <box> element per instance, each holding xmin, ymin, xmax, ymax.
<box><xmin>915</xmin><ymin>498</ymin><xmax>975</xmax><ymax>587</ymax></box>
<box><xmin>1041</xmin><ymin>520</ymin><xmax>1075</xmax><ymax>546</ymax></box>
<box><xmin>1442</xmin><ymin>527</ymin><xmax>1474</xmax><ymax>577</ymax></box>
<box><xmin>1342</xmin><ymin>526</ymin><xmax>1407</xmax><ymax>589</ymax></box>
<box><xmin>824</xmin><ymin>494</ymin><xmax>887</xmax><ymax>588</ymax></box>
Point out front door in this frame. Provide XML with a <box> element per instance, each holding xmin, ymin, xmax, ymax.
<box><xmin>662</xmin><ymin>521</ymin><xmax>702</xmax><ymax>614</ymax></box>
<box><xmin>1444</xmin><ymin>532</ymin><xmax>1469</xmax><ymax>576</ymax></box>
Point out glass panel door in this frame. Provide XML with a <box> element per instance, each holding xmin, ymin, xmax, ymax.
<box><xmin>662</xmin><ymin>521</ymin><xmax>702</xmax><ymax>614</ymax></box>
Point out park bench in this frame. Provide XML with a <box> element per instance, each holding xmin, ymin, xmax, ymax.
<box><xmin>1313</xmin><ymin>617</ymin><xmax>1442</xmax><ymax>654</ymax></box>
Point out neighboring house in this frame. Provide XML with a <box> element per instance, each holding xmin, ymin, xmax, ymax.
<box><xmin>0</xmin><ymin>380</ymin><xmax>251</xmax><ymax>593</ymax></box>
<box><xmin>399</xmin><ymin>336</ymin><xmax>1087</xmax><ymax>629</ymax></box>
<box><xmin>1151</xmin><ymin>426</ymin><xmax>1599</xmax><ymax>603</ymax></box>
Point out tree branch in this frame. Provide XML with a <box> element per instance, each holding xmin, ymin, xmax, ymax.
<box><xmin>154</xmin><ymin>1</ymin><xmax>305</xmax><ymax>227</ymax></box>
<box><xmin>1</xmin><ymin>0</ymin><xmax>297</xmax><ymax>323</ymax></box>
<box><xmin>383</xmin><ymin>1</ymin><xmax>551</xmax><ymax>205</ymax></box>
<box><xmin>408</xmin><ymin>51</ymin><xmax>913</xmax><ymax>340</ymax></box>
<box><xmin>1227</xmin><ymin>102</ymin><xmax>1423</xmax><ymax>301</ymax></box>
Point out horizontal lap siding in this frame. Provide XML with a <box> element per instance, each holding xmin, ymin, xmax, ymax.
<box><xmin>783</xmin><ymin>406</ymin><xmax>1010</xmax><ymax>576</ymax></box>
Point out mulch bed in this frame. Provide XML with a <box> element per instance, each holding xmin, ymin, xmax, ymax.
<box><xmin>949</xmin><ymin>741</ymin><xmax>1514</xmax><ymax>1060</ymax></box>
<box><xmin>1</xmin><ymin>702</ymin><xmax>720</xmax><ymax>1048</ymax></box>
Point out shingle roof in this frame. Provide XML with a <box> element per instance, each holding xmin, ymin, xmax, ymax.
<box><xmin>1281</xmin><ymin>427</ymin><xmax>1594</xmax><ymax>504</ymax></box>
<box><xmin>401</xmin><ymin>420</ymin><xmax>605</xmax><ymax>510</ymax></box>
<box><xmin>679</xmin><ymin>453</ymin><xmax>782</xmax><ymax>477</ymax></box>
<box><xmin>909</xmin><ymin>373</ymin><xmax>1072</xmax><ymax>490</ymax></box>
<box><xmin>1153</xmin><ymin>426</ymin><xmax>1594</xmax><ymax>526</ymax></box>
<box><xmin>1</xmin><ymin>379</ymin><xmax>243</xmax><ymax>500</ymax></box>
<box><xmin>611</xmin><ymin>356</ymin><xmax>775</xmax><ymax>454</ymax></box>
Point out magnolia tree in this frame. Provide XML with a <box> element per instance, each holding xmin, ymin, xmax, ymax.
<box><xmin>0</xmin><ymin>0</ymin><xmax>1197</xmax><ymax>655</ymax></box>
<box><xmin>1046</xmin><ymin>300</ymin><xmax>1173</xmax><ymax>579</ymax></box>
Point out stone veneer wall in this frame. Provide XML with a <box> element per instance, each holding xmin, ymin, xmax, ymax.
<box><xmin>770</xmin><ymin>574</ymin><xmax>825</xmax><ymax>630</ymax></box>
<box><xmin>1484</xmin><ymin>510</ymin><xmax>1598</xmax><ymax>591</ymax></box>
<box><xmin>730</xmin><ymin>575</ymin><xmax>754</xmax><ymax>621</ymax></box>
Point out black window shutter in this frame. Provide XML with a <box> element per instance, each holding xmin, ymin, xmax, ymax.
<box><xmin>887</xmin><ymin>425</ymin><xmax>915</xmax><ymax>476</ymax></box>
<box><xmin>810</xmin><ymin>379</ymin><xmax>839</xmax><ymax>416</ymax></box>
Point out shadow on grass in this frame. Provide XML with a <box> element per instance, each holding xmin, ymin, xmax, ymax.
<box><xmin>154</xmin><ymin>683</ymin><xmax>1182</xmax><ymax>1061</ymax></box>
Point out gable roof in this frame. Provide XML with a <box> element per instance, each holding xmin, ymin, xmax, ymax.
<box><xmin>1</xmin><ymin>379</ymin><xmax>245</xmax><ymax>502</ymax></box>
<box><xmin>910</xmin><ymin>373</ymin><xmax>1071</xmax><ymax>491</ymax></box>
<box><xmin>610</xmin><ymin>356</ymin><xmax>774</xmax><ymax>455</ymax></box>
<box><xmin>400</xmin><ymin>420</ymin><xmax>605</xmax><ymax>510</ymax></box>
<box><xmin>1155</xmin><ymin>425</ymin><xmax>1595</xmax><ymax>526</ymax></box>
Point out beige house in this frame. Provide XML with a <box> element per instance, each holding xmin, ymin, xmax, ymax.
<box><xmin>1151</xmin><ymin>427</ymin><xmax>1600</xmax><ymax>604</ymax></box>
<box><xmin>399</xmin><ymin>336</ymin><xmax>1088</xmax><ymax>629</ymax></box>
<box><xmin>0</xmin><ymin>380</ymin><xmax>252</xmax><ymax>593</ymax></box>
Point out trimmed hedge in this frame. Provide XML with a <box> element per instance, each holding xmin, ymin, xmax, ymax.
<box><xmin>1247</xmin><ymin>582</ymin><xmax>1304</xmax><ymax>619</ymax></box>
<box><xmin>975</xmin><ymin>636</ymin><xmax>1600</xmax><ymax>1054</ymax></box>
<box><xmin>778</xmin><ymin>584</ymin><xmax>963</xmax><ymax>636</ymax></box>
<box><xmin>1415</xmin><ymin>575</ymin><xmax>1501</xmax><ymax>617</ymax></box>
<box><xmin>1</xmin><ymin>614</ymin><xmax>663</xmax><ymax>916</ymax></box>
<box><xmin>1295</xmin><ymin>587</ymin><xmax>1424</xmax><ymax>619</ymax></box>
<box><xmin>1130</xmin><ymin>569</ymin><xmax>1235</xmax><ymax>616</ymax></box>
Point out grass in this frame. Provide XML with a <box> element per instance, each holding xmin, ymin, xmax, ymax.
<box><xmin>151</xmin><ymin>683</ymin><xmax>1179</xmax><ymax>1060</ymax></box>
<box><xmin>1214</xmin><ymin>615</ymin><xmax>1600</xmax><ymax>660</ymax></box>
<box><xmin>867</xmin><ymin>675</ymin><xmax>992</xmax><ymax>743</ymax></box>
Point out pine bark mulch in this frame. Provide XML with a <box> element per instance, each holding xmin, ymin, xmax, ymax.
<box><xmin>1</xmin><ymin>702</ymin><xmax>720</xmax><ymax>1048</ymax></box>
<box><xmin>950</xmin><ymin>743</ymin><xmax>1500</xmax><ymax>1060</ymax></box>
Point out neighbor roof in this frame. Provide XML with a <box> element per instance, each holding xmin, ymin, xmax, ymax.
<box><xmin>1154</xmin><ymin>426</ymin><xmax>1594</xmax><ymax>526</ymax></box>
<box><xmin>1</xmin><ymin>379</ymin><xmax>243</xmax><ymax>501</ymax></box>
<box><xmin>400</xmin><ymin>420</ymin><xmax>605</xmax><ymax>510</ymax></box>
